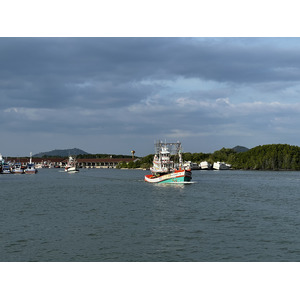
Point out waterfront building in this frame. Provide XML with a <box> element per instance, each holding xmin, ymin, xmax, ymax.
<box><xmin>6</xmin><ymin>157</ymin><xmax>135</xmax><ymax>169</ymax></box>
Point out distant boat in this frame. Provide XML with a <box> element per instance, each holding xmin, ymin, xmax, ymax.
<box><xmin>184</xmin><ymin>161</ymin><xmax>201</xmax><ymax>170</ymax></box>
<box><xmin>0</xmin><ymin>153</ymin><xmax>11</xmax><ymax>174</ymax></box>
<box><xmin>24</xmin><ymin>153</ymin><xmax>38</xmax><ymax>174</ymax></box>
<box><xmin>200</xmin><ymin>161</ymin><xmax>212</xmax><ymax>170</ymax></box>
<box><xmin>0</xmin><ymin>153</ymin><xmax>3</xmax><ymax>173</ymax></box>
<box><xmin>35</xmin><ymin>162</ymin><xmax>43</xmax><ymax>169</ymax></box>
<box><xmin>144</xmin><ymin>141</ymin><xmax>192</xmax><ymax>183</ymax></box>
<box><xmin>213</xmin><ymin>161</ymin><xmax>231</xmax><ymax>170</ymax></box>
<box><xmin>1</xmin><ymin>163</ymin><xmax>11</xmax><ymax>174</ymax></box>
<box><xmin>12</xmin><ymin>162</ymin><xmax>24</xmax><ymax>174</ymax></box>
<box><xmin>65</xmin><ymin>156</ymin><xmax>79</xmax><ymax>173</ymax></box>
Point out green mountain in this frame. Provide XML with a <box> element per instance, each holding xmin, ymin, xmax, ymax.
<box><xmin>232</xmin><ymin>145</ymin><xmax>249</xmax><ymax>153</ymax></box>
<box><xmin>232</xmin><ymin>144</ymin><xmax>300</xmax><ymax>170</ymax></box>
<box><xmin>33</xmin><ymin>148</ymin><xmax>90</xmax><ymax>157</ymax></box>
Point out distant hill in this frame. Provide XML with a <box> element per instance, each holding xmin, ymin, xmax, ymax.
<box><xmin>33</xmin><ymin>148</ymin><xmax>90</xmax><ymax>157</ymax></box>
<box><xmin>232</xmin><ymin>145</ymin><xmax>249</xmax><ymax>153</ymax></box>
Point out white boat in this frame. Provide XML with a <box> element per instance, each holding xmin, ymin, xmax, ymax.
<box><xmin>0</xmin><ymin>153</ymin><xmax>3</xmax><ymax>173</ymax></box>
<box><xmin>145</xmin><ymin>141</ymin><xmax>192</xmax><ymax>183</ymax></box>
<box><xmin>0</xmin><ymin>154</ymin><xmax>11</xmax><ymax>174</ymax></box>
<box><xmin>200</xmin><ymin>161</ymin><xmax>212</xmax><ymax>170</ymax></box>
<box><xmin>24</xmin><ymin>153</ymin><xmax>38</xmax><ymax>174</ymax></box>
<box><xmin>1</xmin><ymin>163</ymin><xmax>11</xmax><ymax>174</ymax></box>
<box><xmin>183</xmin><ymin>161</ymin><xmax>200</xmax><ymax>170</ymax></box>
<box><xmin>213</xmin><ymin>161</ymin><xmax>231</xmax><ymax>170</ymax></box>
<box><xmin>12</xmin><ymin>162</ymin><xmax>24</xmax><ymax>174</ymax></box>
<box><xmin>65</xmin><ymin>156</ymin><xmax>79</xmax><ymax>173</ymax></box>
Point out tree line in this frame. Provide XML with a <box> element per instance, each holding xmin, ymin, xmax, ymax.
<box><xmin>117</xmin><ymin>144</ymin><xmax>300</xmax><ymax>170</ymax></box>
<box><xmin>230</xmin><ymin>144</ymin><xmax>300</xmax><ymax>170</ymax></box>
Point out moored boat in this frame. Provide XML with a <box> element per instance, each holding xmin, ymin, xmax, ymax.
<box><xmin>200</xmin><ymin>161</ymin><xmax>212</xmax><ymax>170</ymax></box>
<box><xmin>144</xmin><ymin>141</ymin><xmax>192</xmax><ymax>183</ymax></box>
<box><xmin>12</xmin><ymin>162</ymin><xmax>24</xmax><ymax>174</ymax></box>
<box><xmin>65</xmin><ymin>156</ymin><xmax>79</xmax><ymax>173</ymax></box>
<box><xmin>1</xmin><ymin>163</ymin><xmax>11</xmax><ymax>174</ymax></box>
<box><xmin>0</xmin><ymin>153</ymin><xmax>3</xmax><ymax>173</ymax></box>
<box><xmin>213</xmin><ymin>161</ymin><xmax>231</xmax><ymax>170</ymax></box>
<box><xmin>183</xmin><ymin>161</ymin><xmax>201</xmax><ymax>170</ymax></box>
<box><xmin>24</xmin><ymin>153</ymin><xmax>38</xmax><ymax>174</ymax></box>
<box><xmin>0</xmin><ymin>154</ymin><xmax>11</xmax><ymax>174</ymax></box>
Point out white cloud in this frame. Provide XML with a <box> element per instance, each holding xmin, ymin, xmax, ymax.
<box><xmin>216</xmin><ymin>97</ymin><xmax>231</xmax><ymax>105</ymax></box>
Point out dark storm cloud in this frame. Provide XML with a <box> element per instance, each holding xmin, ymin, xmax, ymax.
<box><xmin>0</xmin><ymin>38</ymin><xmax>174</xmax><ymax>110</ymax></box>
<box><xmin>2</xmin><ymin>37</ymin><xmax>300</xmax><ymax>155</ymax></box>
<box><xmin>2</xmin><ymin>37</ymin><xmax>300</xmax><ymax>111</ymax></box>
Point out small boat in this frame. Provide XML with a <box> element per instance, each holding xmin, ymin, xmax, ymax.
<box><xmin>1</xmin><ymin>153</ymin><xmax>11</xmax><ymax>174</ymax></box>
<box><xmin>65</xmin><ymin>156</ymin><xmax>79</xmax><ymax>173</ymax></box>
<box><xmin>0</xmin><ymin>153</ymin><xmax>3</xmax><ymax>173</ymax></box>
<box><xmin>191</xmin><ymin>162</ymin><xmax>201</xmax><ymax>170</ymax></box>
<box><xmin>24</xmin><ymin>153</ymin><xmax>38</xmax><ymax>174</ymax></box>
<box><xmin>12</xmin><ymin>162</ymin><xmax>24</xmax><ymax>174</ymax></box>
<box><xmin>213</xmin><ymin>161</ymin><xmax>231</xmax><ymax>170</ymax></box>
<box><xmin>183</xmin><ymin>161</ymin><xmax>200</xmax><ymax>170</ymax></box>
<box><xmin>1</xmin><ymin>163</ymin><xmax>11</xmax><ymax>174</ymax></box>
<box><xmin>199</xmin><ymin>161</ymin><xmax>212</xmax><ymax>170</ymax></box>
<box><xmin>144</xmin><ymin>141</ymin><xmax>192</xmax><ymax>183</ymax></box>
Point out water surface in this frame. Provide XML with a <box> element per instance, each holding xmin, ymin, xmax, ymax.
<box><xmin>1</xmin><ymin>169</ymin><xmax>300</xmax><ymax>261</ymax></box>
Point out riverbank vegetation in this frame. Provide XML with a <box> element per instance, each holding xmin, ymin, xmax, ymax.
<box><xmin>230</xmin><ymin>144</ymin><xmax>300</xmax><ymax>170</ymax></box>
<box><xmin>117</xmin><ymin>144</ymin><xmax>300</xmax><ymax>171</ymax></box>
<box><xmin>186</xmin><ymin>144</ymin><xmax>300</xmax><ymax>170</ymax></box>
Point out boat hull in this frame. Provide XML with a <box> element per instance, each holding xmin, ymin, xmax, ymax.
<box><xmin>24</xmin><ymin>169</ymin><xmax>38</xmax><ymax>174</ymax></box>
<box><xmin>145</xmin><ymin>170</ymin><xmax>192</xmax><ymax>183</ymax></box>
<box><xmin>65</xmin><ymin>167</ymin><xmax>79</xmax><ymax>173</ymax></box>
<box><xmin>1</xmin><ymin>170</ymin><xmax>11</xmax><ymax>174</ymax></box>
<box><xmin>12</xmin><ymin>170</ymin><xmax>24</xmax><ymax>174</ymax></box>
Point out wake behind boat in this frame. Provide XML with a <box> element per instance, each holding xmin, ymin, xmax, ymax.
<box><xmin>144</xmin><ymin>141</ymin><xmax>192</xmax><ymax>183</ymax></box>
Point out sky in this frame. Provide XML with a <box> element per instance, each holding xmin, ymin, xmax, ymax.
<box><xmin>2</xmin><ymin>37</ymin><xmax>300</xmax><ymax>157</ymax></box>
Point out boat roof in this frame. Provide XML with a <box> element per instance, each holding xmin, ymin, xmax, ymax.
<box><xmin>161</xmin><ymin>147</ymin><xmax>170</xmax><ymax>154</ymax></box>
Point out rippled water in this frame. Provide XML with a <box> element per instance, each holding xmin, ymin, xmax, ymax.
<box><xmin>1</xmin><ymin>168</ymin><xmax>300</xmax><ymax>261</ymax></box>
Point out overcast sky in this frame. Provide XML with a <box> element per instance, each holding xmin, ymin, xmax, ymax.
<box><xmin>1</xmin><ymin>37</ymin><xmax>300</xmax><ymax>156</ymax></box>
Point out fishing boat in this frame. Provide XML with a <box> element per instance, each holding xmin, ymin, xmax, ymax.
<box><xmin>12</xmin><ymin>162</ymin><xmax>24</xmax><ymax>174</ymax></box>
<box><xmin>65</xmin><ymin>156</ymin><xmax>79</xmax><ymax>173</ymax></box>
<box><xmin>24</xmin><ymin>153</ymin><xmax>38</xmax><ymax>174</ymax></box>
<box><xmin>144</xmin><ymin>141</ymin><xmax>192</xmax><ymax>183</ymax></box>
